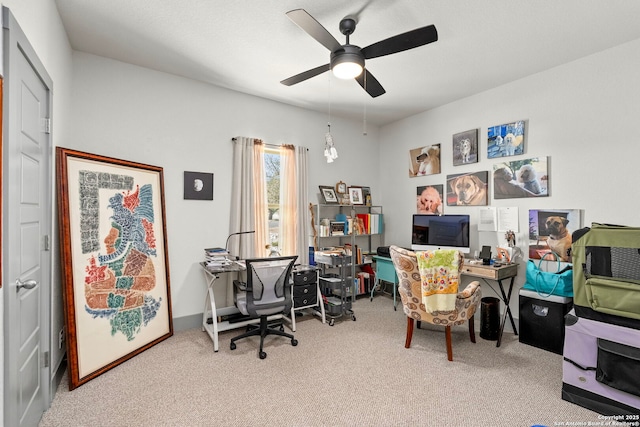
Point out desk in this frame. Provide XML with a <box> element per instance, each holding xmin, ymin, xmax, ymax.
<box><xmin>201</xmin><ymin>261</ymin><xmax>287</xmax><ymax>352</ymax></box>
<box><xmin>370</xmin><ymin>255</ymin><xmax>399</xmax><ymax>310</ymax></box>
<box><xmin>461</xmin><ymin>262</ymin><xmax>518</xmax><ymax>347</ymax></box>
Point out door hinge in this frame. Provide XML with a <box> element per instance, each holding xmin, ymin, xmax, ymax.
<box><xmin>41</xmin><ymin>118</ymin><xmax>51</xmax><ymax>134</ymax></box>
<box><xmin>43</xmin><ymin>351</ymin><xmax>50</xmax><ymax>368</ymax></box>
<box><xmin>43</xmin><ymin>235</ymin><xmax>50</xmax><ymax>251</ymax></box>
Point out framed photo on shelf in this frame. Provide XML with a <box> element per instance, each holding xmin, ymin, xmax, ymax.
<box><xmin>361</xmin><ymin>186</ymin><xmax>372</xmax><ymax>206</ymax></box>
<box><xmin>56</xmin><ymin>147</ymin><xmax>173</xmax><ymax>390</ymax></box>
<box><xmin>319</xmin><ymin>185</ymin><xmax>339</xmax><ymax>204</ymax></box>
<box><xmin>348</xmin><ymin>187</ymin><xmax>364</xmax><ymax>205</ymax></box>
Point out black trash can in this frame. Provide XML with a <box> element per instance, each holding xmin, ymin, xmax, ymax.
<box><xmin>480</xmin><ymin>297</ymin><xmax>500</xmax><ymax>341</ymax></box>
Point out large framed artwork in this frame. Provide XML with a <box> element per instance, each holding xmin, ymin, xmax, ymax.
<box><xmin>446</xmin><ymin>171</ymin><xmax>489</xmax><ymax>206</ymax></box>
<box><xmin>493</xmin><ymin>157</ymin><xmax>549</xmax><ymax>199</ymax></box>
<box><xmin>56</xmin><ymin>147</ymin><xmax>173</xmax><ymax>390</ymax></box>
<box><xmin>408</xmin><ymin>144</ymin><xmax>441</xmax><ymax>177</ymax></box>
<box><xmin>487</xmin><ymin>120</ymin><xmax>525</xmax><ymax>158</ymax></box>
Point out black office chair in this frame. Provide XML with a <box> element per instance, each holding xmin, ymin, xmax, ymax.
<box><xmin>230</xmin><ymin>256</ymin><xmax>298</xmax><ymax>359</ymax></box>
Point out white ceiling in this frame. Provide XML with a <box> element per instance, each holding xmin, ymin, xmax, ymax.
<box><xmin>55</xmin><ymin>0</ymin><xmax>640</xmax><ymax>126</ymax></box>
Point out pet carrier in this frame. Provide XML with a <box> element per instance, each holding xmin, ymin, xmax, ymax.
<box><xmin>571</xmin><ymin>223</ymin><xmax>640</xmax><ymax>329</ymax></box>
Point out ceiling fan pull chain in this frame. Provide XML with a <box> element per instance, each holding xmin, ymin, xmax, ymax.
<box><xmin>363</xmin><ymin>73</ymin><xmax>368</xmax><ymax>135</ymax></box>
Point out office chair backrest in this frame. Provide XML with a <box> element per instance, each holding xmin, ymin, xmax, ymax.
<box><xmin>244</xmin><ymin>256</ymin><xmax>298</xmax><ymax>317</ymax></box>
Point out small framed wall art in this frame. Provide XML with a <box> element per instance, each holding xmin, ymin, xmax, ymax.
<box><xmin>184</xmin><ymin>171</ymin><xmax>214</xmax><ymax>200</ymax></box>
<box><xmin>452</xmin><ymin>129</ymin><xmax>479</xmax><ymax>166</ymax></box>
<box><xmin>487</xmin><ymin>120</ymin><xmax>525</xmax><ymax>159</ymax></box>
<box><xmin>416</xmin><ymin>185</ymin><xmax>444</xmax><ymax>214</ymax></box>
<box><xmin>446</xmin><ymin>171</ymin><xmax>489</xmax><ymax>206</ymax></box>
<box><xmin>408</xmin><ymin>144</ymin><xmax>441</xmax><ymax>177</ymax></box>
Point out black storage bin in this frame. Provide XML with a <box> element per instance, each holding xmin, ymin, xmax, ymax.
<box><xmin>480</xmin><ymin>297</ymin><xmax>500</xmax><ymax>341</ymax></box>
<box><xmin>596</xmin><ymin>338</ymin><xmax>640</xmax><ymax>398</ymax></box>
<box><xmin>519</xmin><ymin>289</ymin><xmax>573</xmax><ymax>354</ymax></box>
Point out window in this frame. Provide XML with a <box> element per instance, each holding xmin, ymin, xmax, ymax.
<box><xmin>264</xmin><ymin>148</ymin><xmax>282</xmax><ymax>256</ymax></box>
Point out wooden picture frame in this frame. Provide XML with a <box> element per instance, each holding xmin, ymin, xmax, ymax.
<box><xmin>348</xmin><ymin>187</ymin><xmax>364</xmax><ymax>205</ymax></box>
<box><xmin>56</xmin><ymin>147</ymin><xmax>173</xmax><ymax>390</ymax></box>
<box><xmin>319</xmin><ymin>185</ymin><xmax>339</xmax><ymax>204</ymax></box>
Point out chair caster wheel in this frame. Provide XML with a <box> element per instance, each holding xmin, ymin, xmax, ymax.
<box><xmin>279</xmin><ymin>325</ymin><xmax>284</xmax><ymax>332</ymax></box>
<box><xmin>351</xmin><ymin>314</ymin><xmax>356</xmax><ymax>321</ymax></box>
<box><xmin>230</xmin><ymin>342</ymin><xmax>236</xmax><ymax>350</ymax></box>
<box><xmin>259</xmin><ymin>351</ymin><xmax>267</xmax><ymax>359</ymax></box>
<box><xmin>291</xmin><ymin>339</ymin><xmax>298</xmax><ymax>346</ymax></box>
<box><xmin>329</xmin><ymin>318</ymin><xmax>335</xmax><ymax>326</ymax></box>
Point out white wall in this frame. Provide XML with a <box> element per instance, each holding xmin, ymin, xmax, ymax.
<box><xmin>379</xmin><ymin>38</ymin><xmax>640</xmax><ymax>320</ymax></box>
<box><xmin>69</xmin><ymin>51</ymin><xmax>381</xmax><ymax>320</ymax></box>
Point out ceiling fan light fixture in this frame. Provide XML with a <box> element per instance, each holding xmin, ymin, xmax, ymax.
<box><xmin>331</xmin><ymin>46</ymin><xmax>364</xmax><ymax>79</ymax></box>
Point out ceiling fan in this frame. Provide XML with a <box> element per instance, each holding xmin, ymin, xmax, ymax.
<box><xmin>280</xmin><ymin>9</ymin><xmax>438</xmax><ymax>97</ymax></box>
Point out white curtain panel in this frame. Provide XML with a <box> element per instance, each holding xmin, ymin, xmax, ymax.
<box><xmin>230</xmin><ymin>137</ymin><xmax>257</xmax><ymax>260</ymax></box>
<box><xmin>295</xmin><ymin>146</ymin><xmax>310</xmax><ymax>264</ymax></box>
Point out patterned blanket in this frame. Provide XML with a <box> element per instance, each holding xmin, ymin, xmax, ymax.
<box><xmin>416</xmin><ymin>250</ymin><xmax>461</xmax><ymax>313</ymax></box>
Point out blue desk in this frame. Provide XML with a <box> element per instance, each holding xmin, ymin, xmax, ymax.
<box><xmin>370</xmin><ymin>255</ymin><xmax>399</xmax><ymax>310</ymax></box>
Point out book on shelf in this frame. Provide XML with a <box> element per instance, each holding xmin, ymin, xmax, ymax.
<box><xmin>353</xmin><ymin>213</ymin><xmax>384</xmax><ymax>234</ymax></box>
<box><xmin>330</xmin><ymin>221</ymin><xmax>345</xmax><ymax>236</ymax></box>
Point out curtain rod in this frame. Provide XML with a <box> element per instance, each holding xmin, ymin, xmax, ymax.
<box><xmin>232</xmin><ymin>137</ymin><xmax>308</xmax><ymax>151</ymax></box>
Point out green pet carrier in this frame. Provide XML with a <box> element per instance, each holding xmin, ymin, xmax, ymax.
<box><xmin>572</xmin><ymin>223</ymin><xmax>640</xmax><ymax>329</ymax></box>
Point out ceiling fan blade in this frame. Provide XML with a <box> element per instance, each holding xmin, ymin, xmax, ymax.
<box><xmin>355</xmin><ymin>68</ymin><xmax>386</xmax><ymax>98</ymax></box>
<box><xmin>286</xmin><ymin>9</ymin><xmax>342</xmax><ymax>52</ymax></box>
<box><xmin>361</xmin><ymin>24</ymin><xmax>438</xmax><ymax>59</ymax></box>
<box><xmin>280</xmin><ymin>64</ymin><xmax>331</xmax><ymax>86</ymax></box>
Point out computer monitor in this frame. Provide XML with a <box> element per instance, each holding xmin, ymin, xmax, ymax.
<box><xmin>411</xmin><ymin>214</ymin><xmax>471</xmax><ymax>254</ymax></box>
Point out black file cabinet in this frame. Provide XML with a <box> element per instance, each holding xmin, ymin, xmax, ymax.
<box><xmin>292</xmin><ymin>269</ymin><xmax>318</xmax><ymax>308</ymax></box>
<box><xmin>289</xmin><ymin>265</ymin><xmax>325</xmax><ymax>330</ymax></box>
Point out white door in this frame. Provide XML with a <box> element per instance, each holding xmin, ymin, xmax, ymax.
<box><xmin>3</xmin><ymin>8</ymin><xmax>53</xmax><ymax>427</ymax></box>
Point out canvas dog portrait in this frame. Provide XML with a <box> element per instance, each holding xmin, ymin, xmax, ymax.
<box><xmin>487</xmin><ymin>120</ymin><xmax>525</xmax><ymax>159</ymax></box>
<box><xmin>528</xmin><ymin>209</ymin><xmax>582</xmax><ymax>261</ymax></box>
<box><xmin>493</xmin><ymin>157</ymin><xmax>549</xmax><ymax>199</ymax></box>
<box><xmin>446</xmin><ymin>171</ymin><xmax>488</xmax><ymax>206</ymax></box>
<box><xmin>409</xmin><ymin>144</ymin><xmax>441</xmax><ymax>177</ymax></box>
<box><xmin>417</xmin><ymin>185</ymin><xmax>444</xmax><ymax>214</ymax></box>
<box><xmin>452</xmin><ymin>129</ymin><xmax>478</xmax><ymax>166</ymax></box>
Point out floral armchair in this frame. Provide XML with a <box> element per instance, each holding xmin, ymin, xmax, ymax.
<box><xmin>389</xmin><ymin>245</ymin><xmax>482</xmax><ymax>361</ymax></box>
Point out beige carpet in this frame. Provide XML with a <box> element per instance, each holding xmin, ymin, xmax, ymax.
<box><xmin>39</xmin><ymin>295</ymin><xmax>602</xmax><ymax>427</ymax></box>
